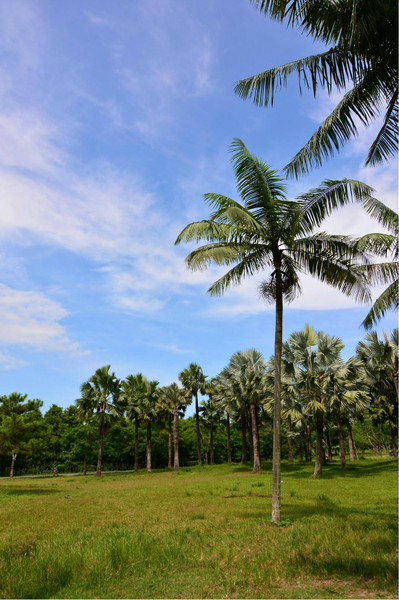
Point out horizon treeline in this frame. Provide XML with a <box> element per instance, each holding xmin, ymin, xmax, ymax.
<box><xmin>0</xmin><ymin>325</ymin><xmax>397</xmax><ymax>477</ymax></box>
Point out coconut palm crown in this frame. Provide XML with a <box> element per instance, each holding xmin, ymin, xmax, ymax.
<box><xmin>176</xmin><ymin>138</ymin><xmax>373</xmax><ymax>522</ymax></box>
<box><xmin>235</xmin><ymin>0</ymin><xmax>398</xmax><ymax>176</ymax></box>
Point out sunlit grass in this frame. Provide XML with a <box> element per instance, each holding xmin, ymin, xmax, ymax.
<box><xmin>0</xmin><ymin>459</ymin><xmax>397</xmax><ymax>598</ymax></box>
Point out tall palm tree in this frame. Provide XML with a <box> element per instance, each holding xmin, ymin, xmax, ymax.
<box><xmin>132</xmin><ymin>377</ymin><xmax>159</xmax><ymax>472</ymax></box>
<box><xmin>176</xmin><ymin>139</ymin><xmax>371</xmax><ymax>522</ymax></box>
<box><xmin>77</xmin><ymin>365</ymin><xmax>121</xmax><ymax>477</ymax></box>
<box><xmin>356</xmin><ymin>329</ymin><xmax>398</xmax><ymax>455</ymax></box>
<box><xmin>235</xmin><ymin>0</ymin><xmax>398</xmax><ymax>175</ymax></box>
<box><xmin>283</xmin><ymin>326</ymin><xmax>345</xmax><ymax>476</ymax></box>
<box><xmin>178</xmin><ymin>363</ymin><xmax>206</xmax><ymax>465</ymax></box>
<box><xmin>327</xmin><ymin>359</ymin><xmax>367</xmax><ymax>468</ymax></box>
<box><xmin>120</xmin><ymin>374</ymin><xmax>148</xmax><ymax>472</ymax></box>
<box><xmin>158</xmin><ymin>383</ymin><xmax>191</xmax><ymax>471</ymax></box>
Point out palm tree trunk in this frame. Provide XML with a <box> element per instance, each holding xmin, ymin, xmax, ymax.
<box><xmin>96</xmin><ymin>430</ymin><xmax>104</xmax><ymax>477</ymax></box>
<box><xmin>168</xmin><ymin>412</ymin><xmax>172</xmax><ymax>469</ymax></box>
<box><xmin>390</xmin><ymin>425</ymin><xmax>398</xmax><ymax>457</ymax></box>
<box><xmin>226</xmin><ymin>413</ymin><xmax>232</xmax><ymax>463</ymax></box>
<box><xmin>250</xmin><ymin>402</ymin><xmax>261</xmax><ymax>472</ymax></box>
<box><xmin>241</xmin><ymin>410</ymin><xmax>247</xmax><ymax>463</ymax></box>
<box><xmin>10</xmin><ymin>452</ymin><xmax>17</xmax><ymax>478</ymax></box>
<box><xmin>313</xmin><ymin>411</ymin><xmax>324</xmax><ymax>477</ymax></box>
<box><xmin>336</xmin><ymin>416</ymin><xmax>346</xmax><ymax>468</ymax></box>
<box><xmin>209</xmin><ymin>420</ymin><xmax>215</xmax><ymax>465</ymax></box>
<box><xmin>83</xmin><ymin>453</ymin><xmax>87</xmax><ymax>476</ymax></box>
<box><xmin>173</xmin><ymin>408</ymin><xmax>179</xmax><ymax>471</ymax></box>
<box><xmin>271</xmin><ymin>262</ymin><xmax>283</xmax><ymax>524</ymax></box>
<box><xmin>195</xmin><ymin>391</ymin><xmax>202</xmax><ymax>465</ymax></box>
<box><xmin>325</xmin><ymin>428</ymin><xmax>332</xmax><ymax>460</ymax></box>
<box><xmin>248</xmin><ymin>409</ymin><xmax>253</xmax><ymax>462</ymax></box>
<box><xmin>298</xmin><ymin>440</ymin><xmax>304</xmax><ymax>462</ymax></box>
<box><xmin>347</xmin><ymin>422</ymin><xmax>357</xmax><ymax>460</ymax></box>
<box><xmin>134</xmin><ymin>417</ymin><xmax>139</xmax><ymax>472</ymax></box>
<box><xmin>305</xmin><ymin>423</ymin><xmax>312</xmax><ymax>462</ymax></box>
<box><xmin>284</xmin><ymin>421</ymin><xmax>294</xmax><ymax>462</ymax></box>
<box><xmin>146</xmin><ymin>421</ymin><xmax>152</xmax><ymax>472</ymax></box>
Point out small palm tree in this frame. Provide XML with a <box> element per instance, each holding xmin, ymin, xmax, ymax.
<box><xmin>178</xmin><ymin>363</ymin><xmax>206</xmax><ymax>465</ymax></box>
<box><xmin>77</xmin><ymin>365</ymin><xmax>121</xmax><ymax>477</ymax></box>
<box><xmin>235</xmin><ymin>0</ymin><xmax>398</xmax><ymax>174</ymax></box>
<box><xmin>130</xmin><ymin>377</ymin><xmax>159</xmax><ymax>472</ymax></box>
<box><xmin>176</xmin><ymin>139</ymin><xmax>371</xmax><ymax>522</ymax></box>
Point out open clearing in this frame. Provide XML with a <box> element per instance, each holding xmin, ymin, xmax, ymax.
<box><xmin>0</xmin><ymin>458</ymin><xmax>397</xmax><ymax>599</ymax></box>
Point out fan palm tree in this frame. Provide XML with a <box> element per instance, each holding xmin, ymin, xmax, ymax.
<box><xmin>77</xmin><ymin>365</ymin><xmax>121</xmax><ymax>477</ymax></box>
<box><xmin>356</xmin><ymin>329</ymin><xmax>398</xmax><ymax>455</ymax></box>
<box><xmin>176</xmin><ymin>139</ymin><xmax>371</xmax><ymax>522</ymax></box>
<box><xmin>283</xmin><ymin>326</ymin><xmax>345</xmax><ymax>476</ymax></box>
<box><xmin>327</xmin><ymin>359</ymin><xmax>368</xmax><ymax>467</ymax></box>
<box><xmin>131</xmin><ymin>377</ymin><xmax>159</xmax><ymax>472</ymax></box>
<box><xmin>235</xmin><ymin>0</ymin><xmax>398</xmax><ymax>175</ymax></box>
<box><xmin>178</xmin><ymin>363</ymin><xmax>206</xmax><ymax>465</ymax></box>
<box><xmin>158</xmin><ymin>383</ymin><xmax>191</xmax><ymax>471</ymax></box>
<box><xmin>120</xmin><ymin>374</ymin><xmax>148</xmax><ymax>472</ymax></box>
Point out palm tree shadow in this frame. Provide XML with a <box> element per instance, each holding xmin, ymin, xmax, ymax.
<box><xmin>0</xmin><ymin>487</ymin><xmax>60</xmax><ymax>496</ymax></box>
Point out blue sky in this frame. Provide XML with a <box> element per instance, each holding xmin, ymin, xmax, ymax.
<box><xmin>0</xmin><ymin>0</ymin><xmax>397</xmax><ymax>413</ymax></box>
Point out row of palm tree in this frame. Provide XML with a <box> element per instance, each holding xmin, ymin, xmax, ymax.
<box><xmin>76</xmin><ymin>363</ymin><xmax>206</xmax><ymax>477</ymax></box>
<box><xmin>75</xmin><ymin>323</ymin><xmax>397</xmax><ymax>481</ymax></box>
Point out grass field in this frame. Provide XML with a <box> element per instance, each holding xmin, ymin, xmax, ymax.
<box><xmin>0</xmin><ymin>458</ymin><xmax>397</xmax><ymax>599</ymax></box>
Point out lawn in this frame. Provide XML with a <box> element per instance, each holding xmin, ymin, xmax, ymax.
<box><xmin>0</xmin><ymin>458</ymin><xmax>397</xmax><ymax>599</ymax></box>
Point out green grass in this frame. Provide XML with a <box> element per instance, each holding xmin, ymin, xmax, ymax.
<box><xmin>0</xmin><ymin>458</ymin><xmax>397</xmax><ymax>598</ymax></box>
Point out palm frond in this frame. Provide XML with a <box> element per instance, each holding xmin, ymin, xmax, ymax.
<box><xmin>175</xmin><ymin>220</ymin><xmax>234</xmax><ymax>245</ymax></box>
<box><xmin>361</xmin><ymin>279</ymin><xmax>399</xmax><ymax>330</ymax></box>
<box><xmin>366</xmin><ymin>89</ymin><xmax>399</xmax><ymax>166</ymax></box>
<box><xmin>207</xmin><ymin>248</ymin><xmax>271</xmax><ymax>296</ymax></box>
<box><xmin>284</xmin><ymin>75</ymin><xmax>385</xmax><ymax>177</ymax></box>
<box><xmin>298</xmin><ymin>178</ymin><xmax>375</xmax><ymax>232</ymax></box>
<box><xmin>234</xmin><ymin>48</ymin><xmax>368</xmax><ymax>107</ymax></box>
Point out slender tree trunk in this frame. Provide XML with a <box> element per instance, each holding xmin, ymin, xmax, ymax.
<box><xmin>241</xmin><ymin>410</ymin><xmax>247</xmax><ymax>463</ymax></box>
<box><xmin>325</xmin><ymin>427</ymin><xmax>332</xmax><ymax>460</ymax></box>
<box><xmin>271</xmin><ymin>262</ymin><xmax>283</xmax><ymax>524</ymax></box>
<box><xmin>195</xmin><ymin>391</ymin><xmax>202</xmax><ymax>465</ymax></box>
<box><xmin>336</xmin><ymin>416</ymin><xmax>346</xmax><ymax>468</ymax></box>
<box><xmin>372</xmin><ymin>431</ymin><xmax>380</xmax><ymax>455</ymax></box>
<box><xmin>347</xmin><ymin>422</ymin><xmax>357</xmax><ymax>460</ymax></box>
<box><xmin>305</xmin><ymin>423</ymin><xmax>312</xmax><ymax>462</ymax></box>
<box><xmin>298</xmin><ymin>440</ymin><xmax>304</xmax><ymax>462</ymax></box>
<box><xmin>83</xmin><ymin>453</ymin><xmax>87</xmax><ymax>476</ymax></box>
<box><xmin>390</xmin><ymin>425</ymin><xmax>398</xmax><ymax>457</ymax></box>
<box><xmin>313</xmin><ymin>411</ymin><xmax>324</xmax><ymax>477</ymax></box>
<box><xmin>168</xmin><ymin>412</ymin><xmax>172</xmax><ymax>469</ymax></box>
<box><xmin>250</xmin><ymin>402</ymin><xmax>261</xmax><ymax>472</ymax></box>
<box><xmin>209</xmin><ymin>420</ymin><xmax>214</xmax><ymax>465</ymax></box>
<box><xmin>204</xmin><ymin>450</ymin><xmax>208</xmax><ymax>465</ymax></box>
<box><xmin>226</xmin><ymin>413</ymin><xmax>232</xmax><ymax>463</ymax></box>
<box><xmin>96</xmin><ymin>430</ymin><xmax>104</xmax><ymax>477</ymax></box>
<box><xmin>10</xmin><ymin>453</ymin><xmax>17</xmax><ymax>478</ymax></box>
<box><xmin>146</xmin><ymin>421</ymin><xmax>152</xmax><ymax>472</ymax></box>
<box><xmin>173</xmin><ymin>408</ymin><xmax>179</xmax><ymax>471</ymax></box>
<box><xmin>134</xmin><ymin>417</ymin><xmax>139</xmax><ymax>472</ymax></box>
<box><xmin>248</xmin><ymin>409</ymin><xmax>253</xmax><ymax>462</ymax></box>
<box><xmin>255</xmin><ymin>408</ymin><xmax>261</xmax><ymax>462</ymax></box>
<box><xmin>284</xmin><ymin>422</ymin><xmax>294</xmax><ymax>462</ymax></box>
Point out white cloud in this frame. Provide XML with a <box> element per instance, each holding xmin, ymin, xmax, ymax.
<box><xmin>0</xmin><ymin>284</ymin><xmax>86</xmax><ymax>357</ymax></box>
<box><xmin>0</xmin><ymin>351</ymin><xmax>26</xmax><ymax>370</ymax></box>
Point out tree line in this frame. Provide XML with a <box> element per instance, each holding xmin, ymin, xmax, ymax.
<box><xmin>0</xmin><ymin>327</ymin><xmax>396</xmax><ymax>478</ymax></box>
